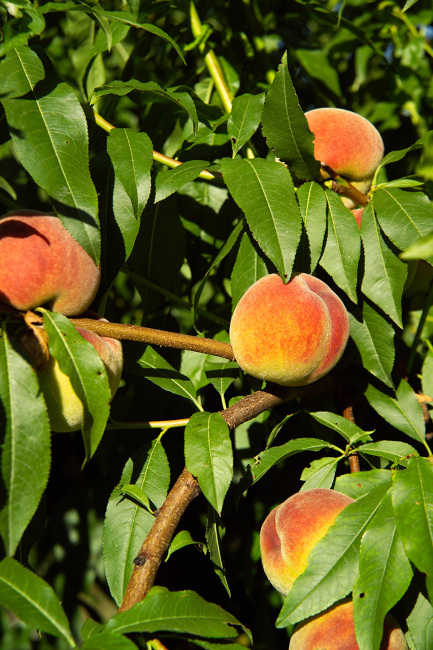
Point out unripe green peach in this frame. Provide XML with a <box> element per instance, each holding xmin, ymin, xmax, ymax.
<box><xmin>305</xmin><ymin>108</ymin><xmax>384</xmax><ymax>208</ymax></box>
<box><xmin>0</xmin><ymin>210</ymin><xmax>101</xmax><ymax>316</ymax></box>
<box><xmin>260</xmin><ymin>488</ymin><xmax>354</xmax><ymax>596</ymax></box>
<box><xmin>229</xmin><ymin>274</ymin><xmax>349</xmax><ymax>387</ymax></box>
<box><xmin>39</xmin><ymin>322</ymin><xmax>123</xmax><ymax>433</ymax></box>
<box><xmin>289</xmin><ymin>598</ymin><xmax>408</xmax><ymax>649</ymax></box>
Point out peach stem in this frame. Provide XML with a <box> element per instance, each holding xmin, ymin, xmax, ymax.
<box><xmin>321</xmin><ymin>164</ymin><xmax>369</xmax><ymax>207</ymax></box>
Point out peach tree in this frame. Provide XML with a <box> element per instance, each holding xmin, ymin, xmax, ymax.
<box><xmin>0</xmin><ymin>0</ymin><xmax>433</xmax><ymax>648</ymax></box>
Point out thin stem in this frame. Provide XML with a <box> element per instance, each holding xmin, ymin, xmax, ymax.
<box><xmin>70</xmin><ymin>317</ymin><xmax>235</xmax><ymax>360</ymax></box>
<box><xmin>106</xmin><ymin>418</ymin><xmax>190</xmax><ymax>430</ymax></box>
<box><xmin>92</xmin><ymin>110</ymin><xmax>220</xmax><ymax>181</ymax></box>
<box><xmin>189</xmin><ymin>1</ymin><xmax>233</xmax><ymax>113</ymax></box>
<box><xmin>322</xmin><ymin>164</ymin><xmax>370</xmax><ymax>207</ymax></box>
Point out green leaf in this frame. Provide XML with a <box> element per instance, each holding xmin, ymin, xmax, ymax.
<box><xmin>308</xmin><ymin>411</ymin><xmax>372</xmax><ymax>444</ymax></box>
<box><xmin>117</xmin><ymin>485</ymin><xmax>153</xmax><ymax>513</ymax></box>
<box><xmin>0</xmin><ymin>1</ymin><xmax>45</xmax><ymax>56</ymax></box>
<box><xmin>81</xmin><ymin>631</ymin><xmax>138</xmax><ymax>650</ymax></box>
<box><xmin>295</xmin><ymin>48</ymin><xmax>341</xmax><ymax>96</ymax></box>
<box><xmin>166</xmin><ymin>530</ymin><xmax>206</xmax><ymax>562</ymax></box>
<box><xmin>103</xmin><ymin>440</ymin><xmax>169</xmax><ymax>605</ymax></box>
<box><xmin>104</xmin><ymin>587</ymin><xmax>244</xmax><ymax>638</ymax></box>
<box><xmin>206</xmin><ymin>506</ymin><xmax>230</xmax><ymax>596</ymax></box>
<box><xmin>352</xmin><ymin>491</ymin><xmax>413</xmax><ymax>650</ymax></box>
<box><xmin>107</xmin><ymin>127</ymin><xmax>153</xmax><ymax>221</ymax></box>
<box><xmin>392</xmin><ymin>456</ymin><xmax>433</xmax><ymax>596</ymax></box>
<box><xmin>250</xmin><ymin>438</ymin><xmax>342</xmax><ymax>485</ymax></box>
<box><xmin>296</xmin><ymin>181</ymin><xmax>327</xmax><ymax>273</ymax></box>
<box><xmin>319</xmin><ymin>190</ymin><xmax>361</xmax><ymax>302</ymax></box>
<box><xmin>276</xmin><ymin>483</ymin><xmax>390</xmax><ymax>627</ymax></box>
<box><xmin>422</xmin><ymin>347</ymin><xmax>433</xmax><ymax>401</ymax></box>
<box><xmin>0</xmin><ymin>46</ymin><xmax>45</xmax><ymax>98</ymax></box>
<box><xmin>1</xmin><ymin>46</ymin><xmax>100</xmax><ymax>263</ymax></box>
<box><xmin>360</xmin><ymin>204</ymin><xmax>406</xmax><ymax>327</ymax></box>
<box><xmin>230</xmin><ymin>229</ymin><xmax>271</xmax><ymax>310</ymax></box>
<box><xmin>155</xmin><ymin>160</ymin><xmax>210</xmax><ymax>203</ymax></box>
<box><xmin>261</xmin><ymin>52</ymin><xmax>320</xmax><ymax>180</ymax></box>
<box><xmin>91</xmin><ymin>80</ymin><xmax>197</xmax><ymax>135</ymax></box>
<box><xmin>228</xmin><ymin>92</ymin><xmax>265</xmax><ymax>157</ymax></box>
<box><xmin>0</xmin><ymin>558</ymin><xmax>74</xmax><ymax>645</ymax></box>
<box><xmin>184</xmin><ymin>412</ymin><xmax>233</xmax><ymax>514</ymax></box>
<box><xmin>372</xmin><ymin>188</ymin><xmax>433</xmax><ymax>262</ymax></box>
<box><xmin>348</xmin><ymin>301</ymin><xmax>395</xmax><ymax>388</ymax></box>
<box><xmin>365</xmin><ymin>379</ymin><xmax>428</xmax><ymax>450</ymax></box>
<box><xmin>221</xmin><ymin>158</ymin><xmax>302</xmax><ymax>280</ymax></box>
<box><xmin>41</xmin><ymin>311</ymin><xmax>111</xmax><ymax>462</ymax></box>
<box><xmin>137</xmin><ymin>346</ymin><xmax>200</xmax><ymax>410</ymax></box>
<box><xmin>357</xmin><ymin>441</ymin><xmax>418</xmax><ymax>465</ymax></box>
<box><xmin>300</xmin><ymin>457</ymin><xmax>340</xmax><ymax>490</ymax></box>
<box><xmin>406</xmin><ymin>592</ymin><xmax>433</xmax><ymax>650</ymax></box>
<box><xmin>335</xmin><ymin>470</ymin><xmax>393</xmax><ymax>499</ymax></box>
<box><xmin>205</xmin><ymin>361</ymin><xmax>239</xmax><ymax>401</ymax></box>
<box><xmin>400</xmin><ymin>232</ymin><xmax>433</xmax><ymax>262</ymax></box>
<box><xmin>0</xmin><ymin>330</ymin><xmax>51</xmax><ymax>556</ymax></box>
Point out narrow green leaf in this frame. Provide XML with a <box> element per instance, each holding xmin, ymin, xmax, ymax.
<box><xmin>406</xmin><ymin>592</ymin><xmax>433</xmax><ymax>650</ymax></box>
<box><xmin>230</xmin><ymin>229</ymin><xmax>271</xmax><ymax>310</ymax></box>
<box><xmin>422</xmin><ymin>347</ymin><xmax>433</xmax><ymax>401</ymax></box>
<box><xmin>81</xmin><ymin>631</ymin><xmax>138</xmax><ymax>650</ymax></box>
<box><xmin>373</xmin><ymin>188</ymin><xmax>433</xmax><ymax>262</ymax></box>
<box><xmin>392</xmin><ymin>457</ymin><xmax>433</xmax><ymax>590</ymax></box>
<box><xmin>0</xmin><ymin>46</ymin><xmax>45</xmax><ymax>98</ymax></box>
<box><xmin>166</xmin><ymin>530</ymin><xmax>206</xmax><ymax>562</ymax></box>
<box><xmin>300</xmin><ymin>457</ymin><xmax>340</xmax><ymax>490</ymax></box>
<box><xmin>352</xmin><ymin>491</ymin><xmax>413</xmax><ymax>650</ymax></box>
<box><xmin>41</xmin><ymin>311</ymin><xmax>111</xmax><ymax>461</ymax></box>
<box><xmin>308</xmin><ymin>411</ymin><xmax>372</xmax><ymax>444</ymax></box>
<box><xmin>137</xmin><ymin>346</ymin><xmax>200</xmax><ymax>409</ymax></box>
<box><xmin>251</xmin><ymin>438</ymin><xmax>342</xmax><ymax>485</ymax></box>
<box><xmin>1</xmin><ymin>46</ymin><xmax>100</xmax><ymax>263</ymax></box>
<box><xmin>228</xmin><ymin>92</ymin><xmax>265</xmax><ymax>156</ymax></box>
<box><xmin>205</xmin><ymin>361</ymin><xmax>239</xmax><ymax>399</ymax></box>
<box><xmin>295</xmin><ymin>49</ymin><xmax>341</xmax><ymax>96</ymax></box>
<box><xmin>206</xmin><ymin>506</ymin><xmax>230</xmax><ymax>596</ymax></box>
<box><xmin>357</xmin><ymin>441</ymin><xmax>418</xmax><ymax>465</ymax></box>
<box><xmin>103</xmin><ymin>440</ymin><xmax>169</xmax><ymax>605</ymax></box>
<box><xmin>0</xmin><ymin>331</ymin><xmax>50</xmax><ymax>556</ymax></box>
<box><xmin>348</xmin><ymin>301</ymin><xmax>395</xmax><ymax>388</ymax></box>
<box><xmin>296</xmin><ymin>181</ymin><xmax>327</xmax><ymax>273</ymax></box>
<box><xmin>184</xmin><ymin>412</ymin><xmax>233</xmax><ymax>514</ymax></box>
<box><xmin>335</xmin><ymin>470</ymin><xmax>393</xmax><ymax>499</ymax></box>
<box><xmin>91</xmin><ymin>80</ymin><xmax>196</xmax><ymax>134</ymax></box>
<box><xmin>261</xmin><ymin>52</ymin><xmax>320</xmax><ymax>180</ymax></box>
<box><xmin>319</xmin><ymin>190</ymin><xmax>361</xmax><ymax>302</ymax></box>
<box><xmin>155</xmin><ymin>160</ymin><xmax>210</xmax><ymax>203</ymax></box>
<box><xmin>118</xmin><ymin>485</ymin><xmax>153</xmax><ymax>513</ymax></box>
<box><xmin>400</xmin><ymin>232</ymin><xmax>433</xmax><ymax>261</ymax></box>
<box><xmin>360</xmin><ymin>204</ymin><xmax>406</xmax><ymax>327</ymax></box>
<box><xmin>0</xmin><ymin>2</ymin><xmax>45</xmax><ymax>56</ymax></box>
<box><xmin>0</xmin><ymin>558</ymin><xmax>74</xmax><ymax>645</ymax></box>
<box><xmin>276</xmin><ymin>483</ymin><xmax>390</xmax><ymax>627</ymax></box>
<box><xmin>104</xmin><ymin>587</ymin><xmax>244</xmax><ymax>638</ymax></box>
<box><xmin>107</xmin><ymin>128</ymin><xmax>153</xmax><ymax>221</ymax></box>
<box><xmin>365</xmin><ymin>379</ymin><xmax>427</xmax><ymax>449</ymax></box>
<box><xmin>221</xmin><ymin>158</ymin><xmax>302</xmax><ymax>280</ymax></box>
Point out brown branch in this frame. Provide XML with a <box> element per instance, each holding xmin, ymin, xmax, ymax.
<box><xmin>118</xmin><ymin>379</ymin><xmax>331</xmax><ymax>610</ymax></box>
<box><xmin>321</xmin><ymin>164</ymin><xmax>370</xmax><ymax>208</ymax></box>
<box><xmin>342</xmin><ymin>403</ymin><xmax>361</xmax><ymax>473</ymax></box>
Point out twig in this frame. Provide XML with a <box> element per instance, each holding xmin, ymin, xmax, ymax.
<box><xmin>342</xmin><ymin>403</ymin><xmax>361</xmax><ymax>473</ymax></box>
<box><xmin>322</xmin><ymin>164</ymin><xmax>370</xmax><ymax>208</ymax></box>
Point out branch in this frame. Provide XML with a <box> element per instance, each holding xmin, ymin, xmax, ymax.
<box><xmin>118</xmin><ymin>379</ymin><xmax>329</xmax><ymax>610</ymax></box>
<box><xmin>321</xmin><ymin>164</ymin><xmax>370</xmax><ymax>208</ymax></box>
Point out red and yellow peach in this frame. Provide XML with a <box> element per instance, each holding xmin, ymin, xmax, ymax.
<box><xmin>229</xmin><ymin>274</ymin><xmax>349</xmax><ymax>387</ymax></box>
<box><xmin>0</xmin><ymin>210</ymin><xmax>100</xmax><ymax>316</ymax></box>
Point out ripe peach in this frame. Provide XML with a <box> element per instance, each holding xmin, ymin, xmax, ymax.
<box><xmin>351</xmin><ymin>208</ymin><xmax>364</xmax><ymax>228</ymax></box>
<box><xmin>305</xmin><ymin>108</ymin><xmax>384</xmax><ymax>207</ymax></box>
<box><xmin>229</xmin><ymin>274</ymin><xmax>349</xmax><ymax>387</ymax></box>
<box><xmin>38</xmin><ymin>322</ymin><xmax>123</xmax><ymax>433</ymax></box>
<box><xmin>289</xmin><ymin>599</ymin><xmax>408</xmax><ymax>649</ymax></box>
<box><xmin>0</xmin><ymin>210</ymin><xmax>100</xmax><ymax>316</ymax></box>
<box><xmin>260</xmin><ymin>488</ymin><xmax>354</xmax><ymax>596</ymax></box>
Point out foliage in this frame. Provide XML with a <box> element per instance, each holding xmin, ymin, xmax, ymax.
<box><xmin>1</xmin><ymin>0</ymin><xmax>433</xmax><ymax>648</ymax></box>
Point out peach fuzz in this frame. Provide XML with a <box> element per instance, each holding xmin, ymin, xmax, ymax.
<box><xmin>229</xmin><ymin>273</ymin><xmax>349</xmax><ymax>387</ymax></box>
<box><xmin>0</xmin><ymin>210</ymin><xmax>101</xmax><ymax>316</ymax></box>
<box><xmin>289</xmin><ymin>599</ymin><xmax>408</xmax><ymax>649</ymax></box>
<box><xmin>260</xmin><ymin>488</ymin><xmax>354</xmax><ymax>596</ymax></box>
<box><xmin>39</xmin><ymin>322</ymin><xmax>123</xmax><ymax>433</ymax></box>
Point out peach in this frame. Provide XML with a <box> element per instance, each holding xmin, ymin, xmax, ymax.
<box><xmin>0</xmin><ymin>210</ymin><xmax>100</xmax><ymax>316</ymax></box>
<box><xmin>38</xmin><ymin>321</ymin><xmax>123</xmax><ymax>432</ymax></box>
<box><xmin>229</xmin><ymin>273</ymin><xmax>349</xmax><ymax>387</ymax></box>
<box><xmin>260</xmin><ymin>488</ymin><xmax>354</xmax><ymax>596</ymax></box>
<box><xmin>351</xmin><ymin>207</ymin><xmax>364</xmax><ymax>228</ymax></box>
<box><xmin>305</xmin><ymin>108</ymin><xmax>384</xmax><ymax>207</ymax></box>
<box><xmin>289</xmin><ymin>599</ymin><xmax>408</xmax><ymax>649</ymax></box>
